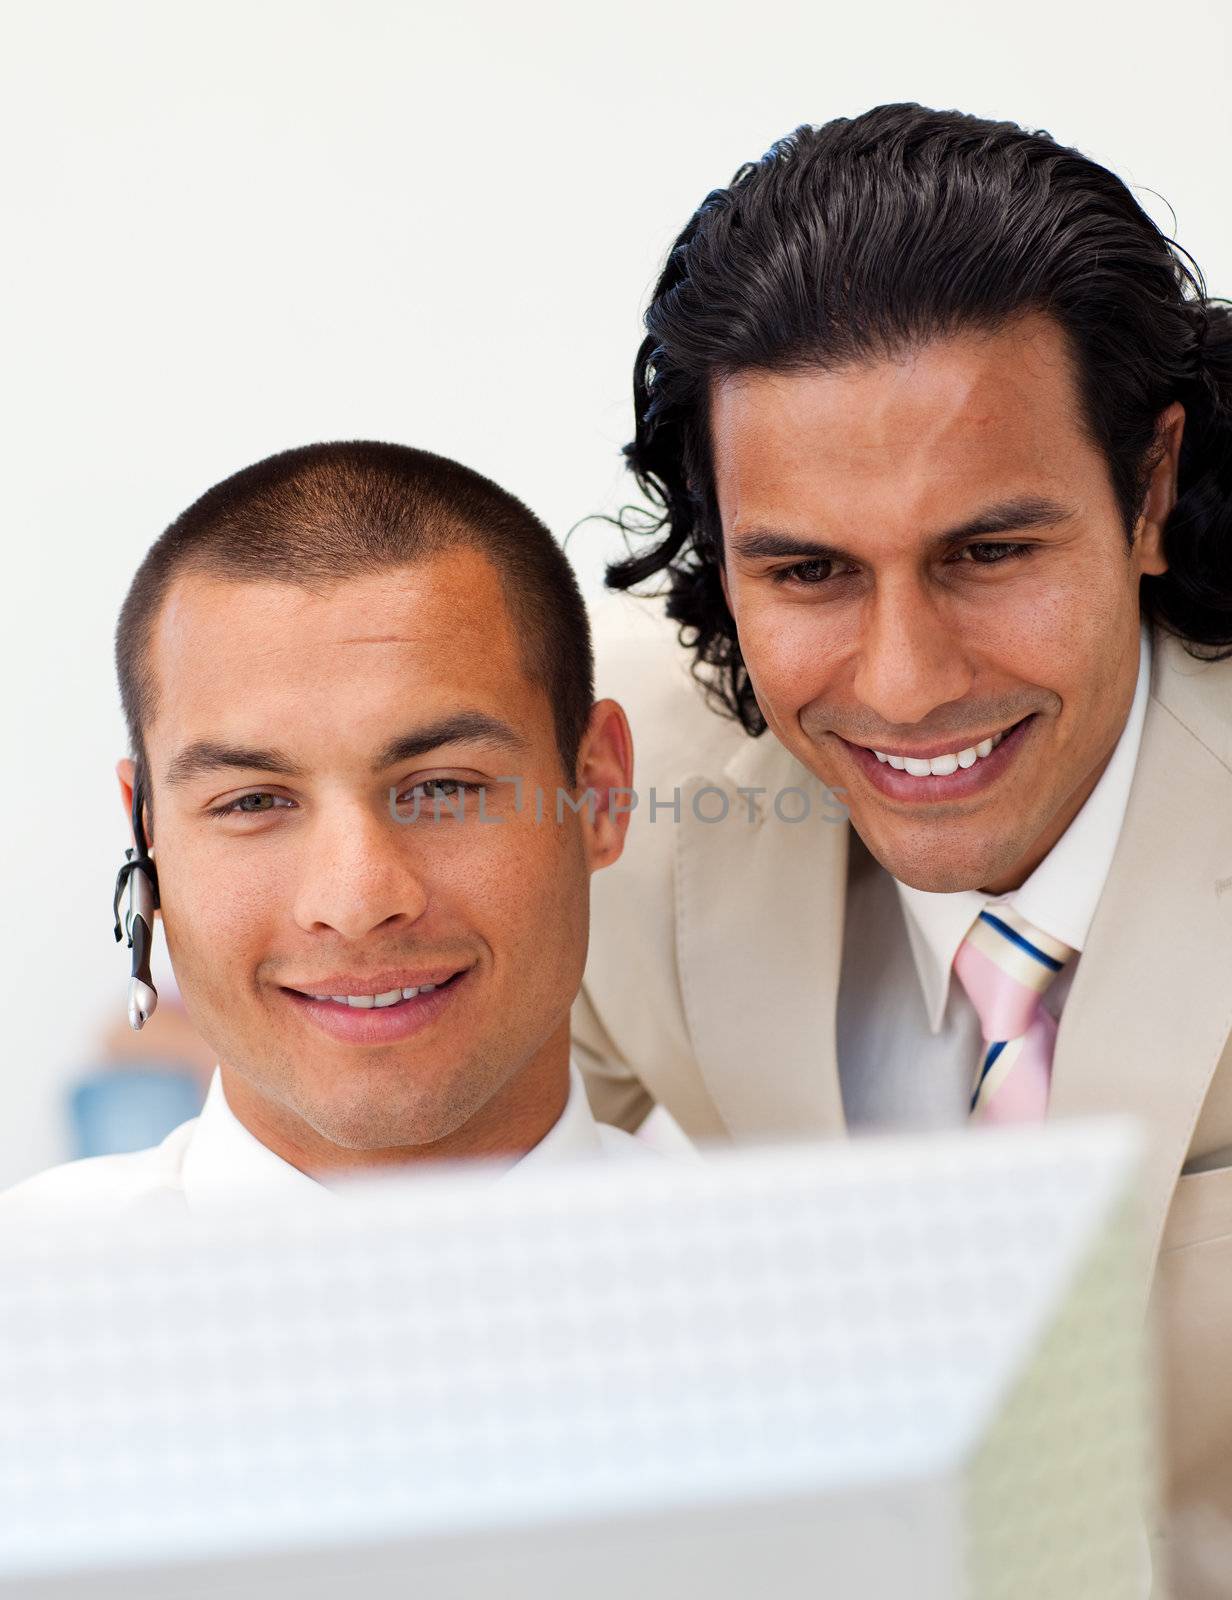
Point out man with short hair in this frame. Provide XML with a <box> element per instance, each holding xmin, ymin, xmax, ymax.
<box><xmin>575</xmin><ymin>105</ymin><xmax>1232</xmax><ymax>1561</ymax></box>
<box><xmin>6</xmin><ymin>439</ymin><xmax>641</xmax><ymax>1216</ymax></box>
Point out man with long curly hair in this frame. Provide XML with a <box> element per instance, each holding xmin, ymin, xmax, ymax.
<box><xmin>574</xmin><ymin>105</ymin><xmax>1232</xmax><ymax>1574</ymax></box>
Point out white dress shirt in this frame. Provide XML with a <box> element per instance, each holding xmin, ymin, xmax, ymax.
<box><xmin>2</xmin><ymin>1060</ymin><xmax>651</xmax><ymax>1220</ymax></box>
<box><xmin>837</xmin><ymin>624</ymin><xmax>1152</xmax><ymax>1130</ymax></box>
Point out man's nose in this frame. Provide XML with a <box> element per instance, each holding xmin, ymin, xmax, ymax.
<box><xmin>292</xmin><ymin>801</ymin><xmax>429</xmax><ymax>940</ymax></box>
<box><xmin>851</xmin><ymin>578</ymin><xmax>974</xmax><ymax>728</ymax></box>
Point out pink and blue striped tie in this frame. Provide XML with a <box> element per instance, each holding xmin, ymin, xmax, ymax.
<box><xmin>952</xmin><ymin>906</ymin><xmax>1075</xmax><ymax>1124</ymax></box>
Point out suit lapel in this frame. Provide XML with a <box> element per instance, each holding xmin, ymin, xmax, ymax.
<box><xmin>670</xmin><ymin>632</ymin><xmax>1232</xmax><ymax>1209</ymax></box>
<box><xmin>1049</xmin><ymin>639</ymin><xmax>1232</xmax><ymax>1269</ymax></box>
<box><xmin>673</xmin><ymin>732</ymin><xmax>850</xmax><ymax>1139</ymax></box>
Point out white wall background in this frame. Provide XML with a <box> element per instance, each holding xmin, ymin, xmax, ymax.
<box><xmin>2</xmin><ymin>0</ymin><xmax>1229</xmax><ymax>1184</ymax></box>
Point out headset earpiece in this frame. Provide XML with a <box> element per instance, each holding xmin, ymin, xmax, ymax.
<box><xmin>112</xmin><ymin>772</ymin><xmax>160</xmax><ymax>1030</ymax></box>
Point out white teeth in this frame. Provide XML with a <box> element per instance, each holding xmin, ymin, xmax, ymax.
<box><xmin>874</xmin><ymin>724</ymin><xmax>1013</xmax><ymax>777</ymax></box>
<box><xmin>304</xmin><ymin>980</ymin><xmax>448</xmax><ymax>1006</ymax></box>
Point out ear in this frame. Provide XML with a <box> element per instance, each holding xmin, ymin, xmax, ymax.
<box><xmin>116</xmin><ymin>757</ymin><xmax>152</xmax><ymax>849</ymax></box>
<box><xmin>574</xmin><ymin>698</ymin><xmax>635</xmax><ymax>873</ymax></box>
<box><xmin>117</xmin><ymin>758</ymin><xmax>137</xmax><ymax>838</ymax></box>
<box><xmin>1133</xmin><ymin>401</ymin><xmax>1185</xmax><ymax>577</ymax></box>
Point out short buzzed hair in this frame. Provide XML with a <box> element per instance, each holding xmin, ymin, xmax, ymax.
<box><xmin>116</xmin><ymin>441</ymin><xmax>595</xmax><ymax>790</ymax></box>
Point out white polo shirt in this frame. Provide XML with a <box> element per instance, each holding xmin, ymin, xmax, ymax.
<box><xmin>1</xmin><ymin>1060</ymin><xmax>651</xmax><ymax>1221</ymax></box>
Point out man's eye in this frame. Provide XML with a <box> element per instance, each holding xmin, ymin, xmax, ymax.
<box><xmin>395</xmin><ymin>779</ymin><xmax>483</xmax><ymax>812</ymax></box>
<box><xmin>208</xmin><ymin>793</ymin><xmax>292</xmax><ymax>817</ymax></box>
<box><xmin>775</xmin><ymin>557</ymin><xmax>836</xmax><ymax>585</ymax></box>
<box><xmin>957</xmin><ymin>542</ymin><xmax>1033</xmax><ymax>565</ymax></box>
<box><xmin>408</xmin><ymin>779</ymin><xmax>473</xmax><ymax>799</ymax></box>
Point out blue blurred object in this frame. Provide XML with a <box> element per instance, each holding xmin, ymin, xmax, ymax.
<box><xmin>69</xmin><ymin>1067</ymin><xmax>207</xmax><ymax>1159</ymax></box>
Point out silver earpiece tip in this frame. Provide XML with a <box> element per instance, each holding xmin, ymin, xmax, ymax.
<box><xmin>127</xmin><ymin>978</ymin><xmax>158</xmax><ymax>1032</ymax></box>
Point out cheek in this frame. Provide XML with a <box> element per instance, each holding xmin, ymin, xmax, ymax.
<box><xmin>988</xmin><ymin>555</ymin><xmax>1134</xmax><ymax>706</ymax></box>
<box><xmin>761</xmin><ymin>614</ymin><xmax>846</xmax><ymax>697</ymax></box>
<box><xmin>472</xmin><ymin>819</ymin><xmax>589</xmax><ymax>996</ymax></box>
<box><xmin>156</xmin><ymin>834</ymin><xmax>283</xmax><ymax>988</ymax></box>
<box><xmin>727</xmin><ymin>581</ymin><xmax>846</xmax><ymax>707</ymax></box>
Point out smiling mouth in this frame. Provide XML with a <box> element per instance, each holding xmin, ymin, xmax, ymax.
<box><xmin>833</xmin><ymin>713</ymin><xmax>1038</xmax><ymax>804</ymax></box>
<box><xmin>284</xmin><ymin>969</ymin><xmax>467</xmax><ymax>1010</ymax></box>
<box><xmin>846</xmin><ymin>717</ymin><xmax>1031</xmax><ymax>777</ymax></box>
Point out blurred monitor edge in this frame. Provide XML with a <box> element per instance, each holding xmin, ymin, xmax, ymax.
<box><xmin>0</xmin><ymin>1118</ymin><xmax>1151</xmax><ymax>1600</ymax></box>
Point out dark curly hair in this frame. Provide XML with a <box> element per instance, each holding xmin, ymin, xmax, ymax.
<box><xmin>606</xmin><ymin>103</ymin><xmax>1232</xmax><ymax>735</ymax></box>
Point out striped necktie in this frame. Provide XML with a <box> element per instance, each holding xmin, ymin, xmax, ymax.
<box><xmin>951</xmin><ymin>906</ymin><xmax>1076</xmax><ymax>1123</ymax></box>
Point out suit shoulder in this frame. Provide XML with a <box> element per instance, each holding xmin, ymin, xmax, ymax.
<box><xmin>590</xmin><ymin>594</ymin><xmax>752</xmax><ymax>786</ymax></box>
<box><xmin>0</xmin><ymin>1118</ymin><xmax>196</xmax><ymax>1219</ymax></box>
<box><xmin>1153</xmin><ymin>630</ymin><xmax>1232</xmax><ymax>771</ymax></box>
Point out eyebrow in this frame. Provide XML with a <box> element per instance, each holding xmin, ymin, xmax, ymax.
<box><xmin>163</xmin><ymin>711</ymin><xmax>528</xmax><ymax>788</ymax></box>
<box><xmin>163</xmin><ymin>741</ymin><xmax>303</xmax><ymax>787</ymax></box>
<box><xmin>727</xmin><ymin>495</ymin><xmax>1076</xmax><ymax>564</ymax></box>
<box><xmin>374</xmin><ymin>712</ymin><xmax>528</xmax><ymax>768</ymax></box>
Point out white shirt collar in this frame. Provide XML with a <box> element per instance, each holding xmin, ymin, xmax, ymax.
<box><xmin>893</xmin><ymin>623</ymin><xmax>1152</xmax><ymax>1034</ymax></box>
<box><xmin>180</xmin><ymin>1060</ymin><xmax>605</xmax><ymax>1217</ymax></box>
<box><xmin>504</xmin><ymin>1060</ymin><xmax>606</xmax><ymax>1175</ymax></box>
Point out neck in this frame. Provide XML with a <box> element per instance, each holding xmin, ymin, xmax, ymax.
<box><xmin>217</xmin><ymin>1026</ymin><xmax>572</xmax><ymax>1180</ymax></box>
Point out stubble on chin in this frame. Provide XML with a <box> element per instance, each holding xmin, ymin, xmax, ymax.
<box><xmin>853</xmin><ymin>810</ymin><xmax>1035</xmax><ymax>895</ymax></box>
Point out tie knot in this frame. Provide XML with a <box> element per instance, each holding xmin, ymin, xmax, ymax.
<box><xmin>952</xmin><ymin>906</ymin><xmax>1075</xmax><ymax>1042</ymax></box>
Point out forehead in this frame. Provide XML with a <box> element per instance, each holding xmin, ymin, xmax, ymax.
<box><xmin>144</xmin><ymin>549</ymin><xmax>547</xmax><ymax>759</ymax></box>
<box><xmin>710</xmin><ymin>314</ymin><xmax>1100</xmax><ymax>537</ymax></box>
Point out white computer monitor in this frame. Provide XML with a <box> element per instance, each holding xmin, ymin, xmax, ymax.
<box><xmin>0</xmin><ymin>1118</ymin><xmax>1152</xmax><ymax>1599</ymax></box>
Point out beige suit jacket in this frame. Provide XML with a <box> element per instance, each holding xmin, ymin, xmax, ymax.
<box><xmin>574</xmin><ymin>601</ymin><xmax>1232</xmax><ymax>1543</ymax></box>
